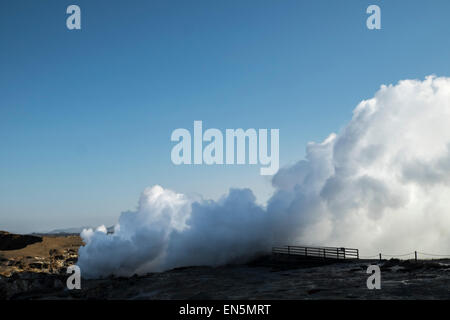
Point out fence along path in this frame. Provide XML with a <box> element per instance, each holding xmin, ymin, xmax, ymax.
<box><xmin>359</xmin><ymin>251</ymin><xmax>450</xmax><ymax>261</ymax></box>
<box><xmin>272</xmin><ymin>245</ymin><xmax>450</xmax><ymax>262</ymax></box>
<box><xmin>272</xmin><ymin>245</ymin><xmax>359</xmax><ymax>260</ymax></box>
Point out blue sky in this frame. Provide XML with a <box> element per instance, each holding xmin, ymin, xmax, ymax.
<box><xmin>1</xmin><ymin>0</ymin><xmax>450</xmax><ymax>233</ymax></box>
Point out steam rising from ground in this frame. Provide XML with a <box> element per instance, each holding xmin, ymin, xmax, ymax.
<box><xmin>78</xmin><ymin>76</ymin><xmax>450</xmax><ymax>278</ymax></box>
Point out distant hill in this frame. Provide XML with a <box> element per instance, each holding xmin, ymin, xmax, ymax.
<box><xmin>34</xmin><ymin>226</ymin><xmax>115</xmax><ymax>236</ymax></box>
<box><xmin>45</xmin><ymin>226</ymin><xmax>92</xmax><ymax>235</ymax></box>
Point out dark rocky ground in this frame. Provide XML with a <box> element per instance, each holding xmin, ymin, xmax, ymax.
<box><xmin>1</xmin><ymin>232</ymin><xmax>449</xmax><ymax>300</ymax></box>
<box><xmin>0</xmin><ymin>231</ymin><xmax>42</xmax><ymax>251</ymax></box>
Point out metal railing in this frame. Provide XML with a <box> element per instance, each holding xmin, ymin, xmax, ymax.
<box><xmin>272</xmin><ymin>245</ymin><xmax>359</xmax><ymax>260</ymax></box>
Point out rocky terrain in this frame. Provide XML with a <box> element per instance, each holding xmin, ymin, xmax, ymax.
<box><xmin>0</xmin><ymin>232</ymin><xmax>449</xmax><ymax>300</ymax></box>
<box><xmin>0</xmin><ymin>233</ymin><xmax>82</xmax><ymax>277</ymax></box>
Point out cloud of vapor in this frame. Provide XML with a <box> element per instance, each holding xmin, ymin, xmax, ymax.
<box><xmin>78</xmin><ymin>76</ymin><xmax>450</xmax><ymax>278</ymax></box>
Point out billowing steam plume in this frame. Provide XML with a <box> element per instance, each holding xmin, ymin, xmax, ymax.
<box><xmin>78</xmin><ymin>76</ymin><xmax>450</xmax><ymax>278</ymax></box>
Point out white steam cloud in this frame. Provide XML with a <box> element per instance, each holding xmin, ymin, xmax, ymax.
<box><xmin>78</xmin><ymin>76</ymin><xmax>450</xmax><ymax>278</ymax></box>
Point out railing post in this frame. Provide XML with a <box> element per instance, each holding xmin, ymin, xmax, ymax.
<box><xmin>287</xmin><ymin>246</ymin><xmax>290</xmax><ymax>255</ymax></box>
<box><xmin>379</xmin><ymin>253</ymin><xmax>382</xmax><ymax>262</ymax></box>
<box><xmin>305</xmin><ymin>247</ymin><xmax>307</xmax><ymax>257</ymax></box>
<box><xmin>415</xmin><ymin>251</ymin><xmax>417</xmax><ymax>262</ymax></box>
<box><xmin>336</xmin><ymin>248</ymin><xmax>339</xmax><ymax>259</ymax></box>
<box><xmin>355</xmin><ymin>249</ymin><xmax>357</xmax><ymax>260</ymax></box>
<box><xmin>323</xmin><ymin>248</ymin><xmax>326</xmax><ymax>259</ymax></box>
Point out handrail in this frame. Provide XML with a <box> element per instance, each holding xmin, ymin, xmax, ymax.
<box><xmin>272</xmin><ymin>245</ymin><xmax>359</xmax><ymax>260</ymax></box>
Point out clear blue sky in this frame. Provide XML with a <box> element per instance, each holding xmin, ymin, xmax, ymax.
<box><xmin>1</xmin><ymin>0</ymin><xmax>450</xmax><ymax>233</ymax></box>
